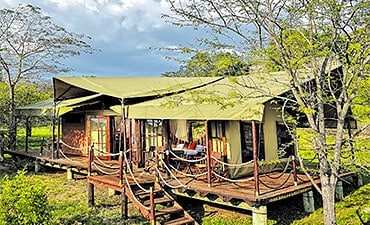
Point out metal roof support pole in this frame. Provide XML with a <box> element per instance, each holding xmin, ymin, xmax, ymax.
<box><xmin>120</xmin><ymin>98</ymin><xmax>128</xmax><ymax>174</ymax></box>
<box><xmin>252</xmin><ymin>120</ymin><xmax>260</xmax><ymax>197</ymax></box>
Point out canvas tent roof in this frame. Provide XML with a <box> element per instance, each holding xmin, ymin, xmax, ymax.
<box><xmin>16</xmin><ymin>94</ymin><xmax>102</xmax><ymax>116</ymax></box>
<box><xmin>112</xmin><ymin>71</ymin><xmax>301</xmax><ymax>121</ymax></box>
<box><xmin>54</xmin><ymin>76</ymin><xmax>222</xmax><ymax>101</ymax></box>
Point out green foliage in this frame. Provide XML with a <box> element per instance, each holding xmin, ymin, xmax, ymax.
<box><xmin>0</xmin><ymin>82</ymin><xmax>52</xmax><ymax>126</ymax></box>
<box><xmin>202</xmin><ymin>215</ymin><xmax>253</xmax><ymax>225</ymax></box>
<box><xmin>16</xmin><ymin>126</ymin><xmax>53</xmax><ymax>151</ymax></box>
<box><xmin>163</xmin><ymin>51</ymin><xmax>250</xmax><ymax>77</ymax></box>
<box><xmin>352</xmin><ymin>77</ymin><xmax>370</xmax><ymax>124</ymax></box>
<box><xmin>0</xmin><ymin>170</ymin><xmax>52</xmax><ymax>225</ymax></box>
<box><xmin>292</xmin><ymin>183</ymin><xmax>370</xmax><ymax>225</ymax></box>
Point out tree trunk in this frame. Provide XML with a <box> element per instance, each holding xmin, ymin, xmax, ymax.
<box><xmin>8</xmin><ymin>84</ymin><xmax>16</xmax><ymax>150</ymax></box>
<box><xmin>321</xmin><ymin>173</ymin><xmax>337</xmax><ymax>225</ymax></box>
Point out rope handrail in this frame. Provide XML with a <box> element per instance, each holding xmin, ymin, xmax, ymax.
<box><xmin>57</xmin><ymin>148</ymin><xmax>74</xmax><ymax>162</ymax></box>
<box><xmin>262</xmin><ymin>157</ymin><xmax>293</xmax><ymax>180</ymax></box>
<box><xmin>211</xmin><ymin>171</ymin><xmax>255</xmax><ymax>183</ymax></box>
<box><xmin>155</xmin><ymin>166</ymin><xmax>186</xmax><ymax>189</ymax></box>
<box><xmin>92</xmin><ymin>146</ymin><xmax>121</xmax><ymax>157</ymax></box>
<box><xmin>59</xmin><ymin>140</ymin><xmax>86</xmax><ymax>151</ymax></box>
<box><xmin>211</xmin><ymin>156</ymin><xmax>254</xmax><ymax>167</ymax></box>
<box><xmin>122</xmin><ymin>169</ymin><xmax>150</xmax><ymax>210</ymax></box>
<box><xmin>259</xmin><ymin>170</ymin><xmax>294</xmax><ymax>190</ymax></box>
<box><xmin>169</xmin><ymin>150</ymin><xmax>207</xmax><ymax>163</ymax></box>
<box><xmin>123</xmin><ymin>149</ymin><xmax>151</xmax><ymax>194</ymax></box>
<box><xmin>94</xmin><ymin>156</ymin><xmax>120</xmax><ymax>169</ymax></box>
<box><xmin>168</xmin><ymin>163</ymin><xmax>208</xmax><ymax>178</ymax></box>
<box><xmin>92</xmin><ymin>161</ymin><xmax>120</xmax><ymax>175</ymax></box>
<box><xmin>159</xmin><ymin>157</ymin><xmax>199</xmax><ymax>183</ymax></box>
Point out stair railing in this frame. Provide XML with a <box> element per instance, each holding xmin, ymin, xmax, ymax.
<box><xmin>149</xmin><ymin>187</ymin><xmax>155</xmax><ymax>225</ymax></box>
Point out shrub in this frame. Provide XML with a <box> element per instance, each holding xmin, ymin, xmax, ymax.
<box><xmin>0</xmin><ymin>170</ymin><xmax>52</xmax><ymax>225</ymax></box>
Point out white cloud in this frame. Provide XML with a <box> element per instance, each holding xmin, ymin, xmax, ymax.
<box><xmin>0</xmin><ymin>0</ymin><xmax>203</xmax><ymax>76</ymax></box>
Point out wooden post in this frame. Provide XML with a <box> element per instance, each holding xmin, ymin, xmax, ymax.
<box><xmin>205</xmin><ymin>121</ymin><xmax>212</xmax><ymax>187</ymax></box>
<box><xmin>154</xmin><ymin>149</ymin><xmax>159</xmax><ymax>184</ymax></box>
<box><xmin>57</xmin><ymin>117</ymin><xmax>61</xmax><ymax>155</ymax></box>
<box><xmin>292</xmin><ymin>156</ymin><xmax>298</xmax><ymax>185</ymax></box>
<box><xmin>87</xmin><ymin>144</ymin><xmax>94</xmax><ymax>176</ymax></box>
<box><xmin>25</xmin><ymin>116</ymin><xmax>30</xmax><ymax>152</ymax></box>
<box><xmin>121</xmin><ymin>187</ymin><xmax>128</xmax><ymax>220</ymax></box>
<box><xmin>119</xmin><ymin>150</ymin><xmax>124</xmax><ymax>185</ymax></box>
<box><xmin>88</xmin><ymin>183</ymin><xmax>94</xmax><ymax>207</ymax></box>
<box><xmin>252</xmin><ymin>120</ymin><xmax>260</xmax><ymax>197</ymax></box>
<box><xmin>128</xmin><ymin>118</ymin><xmax>133</xmax><ymax>169</ymax></box>
<box><xmin>149</xmin><ymin>187</ymin><xmax>155</xmax><ymax>225</ymax></box>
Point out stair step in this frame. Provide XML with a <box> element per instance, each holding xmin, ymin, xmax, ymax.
<box><xmin>135</xmin><ymin>189</ymin><xmax>162</xmax><ymax>196</ymax></box>
<box><xmin>142</xmin><ymin>196</ymin><xmax>173</xmax><ymax>206</ymax></box>
<box><xmin>155</xmin><ymin>206</ymin><xmax>183</xmax><ymax>217</ymax></box>
<box><xmin>164</xmin><ymin>216</ymin><xmax>194</xmax><ymax>225</ymax></box>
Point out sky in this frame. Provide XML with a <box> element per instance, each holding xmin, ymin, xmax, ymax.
<box><xmin>0</xmin><ymin>0</ymin><xmax>203</xmax><ymax>77</ymax></box>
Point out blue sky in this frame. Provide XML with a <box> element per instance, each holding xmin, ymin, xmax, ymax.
<box><xmin>0</xmin><ymin>0</ymin><xmax>203</xmax><ymax>77</ymax></box>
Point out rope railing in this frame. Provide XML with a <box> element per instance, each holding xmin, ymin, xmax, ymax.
<box><xmin>59</xmin><ymin>140</ymin><xmax>86</xmax><ymax>151</ymax></box>
<box><xmin>57</xmin><ymin>148</ymin><xmax>74</xmax><ymax>162</ymax></box>
<box><xmin>211</xmin><ymin>157</ymin><xmax>254</xmax><ymax>168</ymax></box>
<box><xmin>168</xmin><ymin>163</ymin><xmax>208</xmax><ymax>178</ymax></box>
<box><xmin>92</xmin><ymin>146</ymin><xmax>121</xmax><ymax>157</ymax></box>
<box><xmin>155</xmin><ymin>166</ymin><xmax>187</xmax><ymax>189</ymax></box>
<box><xmin>158</xmin><ymin>158</ymin><xmax>189</xmax><ymax>186</ymax></box>
<box><xmin>211</xmin><ymin>171</ymin><xmax>255</xmax><ymax>183</ymax></box>
<box><xmin>123</xmin><ymin>149</ymin><xmax>151</xmax><ymax>194</ymax></box>
<box><xmin>92</xmin><ymin>161</ymin><xmax>120</xmax><ymax>175</ymax></box>
<box><xmin>259</xmin><ymin>170</ymin><xmax>294</xmax><ymax>190</ymax></box>
<box><xmin>262</xmin><ymin>157</ymin><xmax>294</xmax><ymax>180</ymax></box>
<box><xmin>94</xmin><ymin>156</ymin><xmax>120</xmax><ymax>169</ymax></box>
<box><xmin>122</xmin><ymin>168</ymin><xmax>150</xmax><ymax>210</ymax></box>
<box><xmin>169</xmin><ymin>150</ymin><xmax>207</xmax><ymax>163</ymax></box>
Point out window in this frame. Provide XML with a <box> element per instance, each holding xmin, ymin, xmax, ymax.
<box><xmin>240</xmin><ymin>122</ymin><xmax>264</xmax><ymax>162</ymax></box>
<box><xmin>89</xmin><ymin>116</ymin><xmax>110</xmax><ymax>156</ymax></box>
<box><xmin>145</xmin><ymin>119</ymin><xmax>163</xmax><ymax>149</ymax></box>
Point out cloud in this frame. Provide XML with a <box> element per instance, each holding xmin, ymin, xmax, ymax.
<box><xmin>0</xmin><ymin>0</ymin><xmax>203</xmax><ymax>76</ymax></box>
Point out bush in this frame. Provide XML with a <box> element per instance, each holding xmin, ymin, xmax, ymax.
<box><xmin>0</xmin><ymin>170</ymin><xmax>52</xmax><ymax>225</ymax></box>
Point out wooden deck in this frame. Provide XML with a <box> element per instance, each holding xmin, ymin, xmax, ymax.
<box><xmin>4</xmin><ymin>149</ymin><xmax>354</xmax><ymax>212</ymax></box>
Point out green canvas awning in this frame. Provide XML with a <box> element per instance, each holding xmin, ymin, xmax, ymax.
<box><xmin>54</xmin><ymin>76</ymin><xmax>223</xmax><ymax>101</ymax></box>
<box><xmin>112</xmin><ymin>71</ymin><xmax>297</xmax><ymax>121</ymax></box>
<box><xmin>16</xmin><ymin>94</ymin><xmax>102</xmax><ymax>117</ymax></box>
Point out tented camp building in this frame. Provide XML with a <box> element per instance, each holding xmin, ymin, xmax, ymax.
<box><xmin>10</xmin><ymin>67</ymin><xmax>357</xmax><ymax>225</ymax></box>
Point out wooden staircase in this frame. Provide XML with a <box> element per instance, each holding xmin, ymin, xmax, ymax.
<box><xmin>127</xmin><ymin>182</ymin><xmax>196</xmax><ymax>225</ymax></box>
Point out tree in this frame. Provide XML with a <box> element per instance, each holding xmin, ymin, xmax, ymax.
<box><xmin>162</xmin><ymin>51</ymin><xmax>250</xmax><ymax>77</ymax></box>
<box><xmin>164</xmin><ymin>1</ymin><xmax>369</xmax><ymax>224</ymax></box>
<box><xmin>0</xmin><ymin>4</ymin><xmax>94</xmax><ymax>150</ymax></box>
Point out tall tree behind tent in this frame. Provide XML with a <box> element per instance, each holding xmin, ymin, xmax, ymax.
<box><xmin>162</xmin><ymin>51</ymin><xmax>250</xmax><ymax>77</ymax></box>
<box><xmin>163</xmin><ymin>1</ymin><xmax>369</xmax><ymax>224</ymax></box>
<box><xmin>0</xmin><ymin>4</ymin><xmax>95</xmax><ymax>150</ymax></box>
